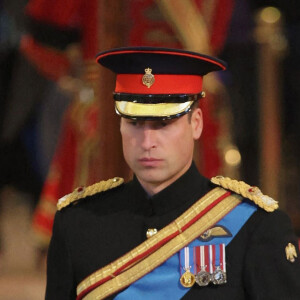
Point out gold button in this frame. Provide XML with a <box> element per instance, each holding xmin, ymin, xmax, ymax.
<box><xmin>146</xmin><ymin>228</ymin><xmax>157</xmax><ymax>239</ymax></box>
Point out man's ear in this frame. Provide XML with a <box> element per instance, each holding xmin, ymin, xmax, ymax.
<box><xmin>191</xmin><ymin>108</ymin><xmax>203</xmax><ymax>140</ymax></box>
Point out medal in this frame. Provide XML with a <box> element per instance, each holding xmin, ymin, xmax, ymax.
<box><xmin>212</xmin><ymin>243</ymin><xmax>226</xmax><ymax>285</ymax></box>
<box><xmin>194</xmin><ymin>244</ymin><xmax>210</xmax><ymax>286</ymax></box>
<box><xmin>179</xmin><ymin>247</ymin><xmax>196</xmax><ymax>288</ymax></box>
<box><xmin>195</xmin><ymin>268</ymin><xmax>210</xmax><ymax>286</ymax></box>
<box><xmin>194</xmin><ymin>244</ymin><xmax>227</xmax><ymax>286</ymax></box>
<box><xmin>211</xmin><ymin>266</ymin><xmax>227</xmax><ymax>285</ymax></box>
<box><xmin>180</xmin><ymin>268</ymin><xmax>196</xmax><ymax>288</ymax></box>
<box><xmin>180</xmin><ymin>244</ymin><xmax>227</xmax><ymax>288</ymax></box>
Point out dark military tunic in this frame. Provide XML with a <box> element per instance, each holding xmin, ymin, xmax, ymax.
<box><xmin>46</xmin><ymin>163</ymin><xmax>300</xmax><ymax>299</ymax></box>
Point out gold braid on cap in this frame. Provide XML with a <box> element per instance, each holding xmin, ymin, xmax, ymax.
<box><xmin>211</xmin><ymin>176</ymin><xmax>278</xmax><ymax>212</ymax></box>
<box><xmin>57</xmin><ymin>177</ymin><xmax>124</xmax><ymax>211</ymax></box>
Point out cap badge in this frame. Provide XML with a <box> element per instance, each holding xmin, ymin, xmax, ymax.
<box><xmin>285</xmin><ymin>243</ymin><xmax>297</xmax><ymax>263</ymax></box>
<box><xmin>142</xmin><ymin>68</ymin><xmax>155</xmax><ymax>88</ymax></box>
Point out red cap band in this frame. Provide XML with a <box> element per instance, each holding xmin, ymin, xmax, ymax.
<box><xmin>115</xmin><ymin>74</ymin><xmax>203</xmax><ymax>94</ymax></box>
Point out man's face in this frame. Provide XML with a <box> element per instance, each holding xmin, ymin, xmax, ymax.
<box><xmin>120</xmin><ymin>108</ymin><xmax>203</xmax><ymax>195</ymax></box>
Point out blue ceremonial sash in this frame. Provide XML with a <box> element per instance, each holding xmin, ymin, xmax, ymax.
<box><xmin>114</xmin><ymin>200</ymin><xmax>257</xmax><ymax>300</ymax></box>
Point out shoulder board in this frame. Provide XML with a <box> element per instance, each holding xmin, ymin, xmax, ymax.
<box><xmin>211</xmin><ymin>176</ymin><xmax>278</xmax><ymax>212</ymax></box>
<box><xmin>57</xmin><ymin>177</ymin><xmax>124</xmax><ymax>211</ymax></box>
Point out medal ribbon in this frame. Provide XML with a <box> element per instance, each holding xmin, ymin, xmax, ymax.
<box><xmin>208</xmin><ymin>245</ymin><xmax>213</xmax><ymax>274</ymax></box>
<box><xmin>220</xmin><ymin>243</ymin><xmax>226</xmax><ymax>272</ymax></box>
<box><xmin>216</xmin><ymin>244</ymin><xmax>220</xmax><ymax>271</ymax></box>
<box><xmin>193</xmin><ymin>244</ymin><xmax>226</xmax><ymax>275</ymax></box>
<box><xmin>187</xmin><ymin>245</ymin><xmax>225</xmax><ymax>280</ymax></box>
<box><xmin>179</xmin><ymin>247</ymin><xmax>195</xmax><ymax>276</ymax></box>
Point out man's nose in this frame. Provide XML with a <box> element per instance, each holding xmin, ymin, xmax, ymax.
<box><xmin>141</xmin><ymin>127</ymin><xmax>157</xmax><ymax>150</ymax></box>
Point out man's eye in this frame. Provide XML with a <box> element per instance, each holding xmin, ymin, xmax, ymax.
<box><xmin>155</xmin><ymin>121</ymin><xmax>168</xmax><ymax>128</ymax></box>
<box><xmin>126</xmin><ymin>120</ymin><xmax>139</xmax><ymax>126</ymax></box>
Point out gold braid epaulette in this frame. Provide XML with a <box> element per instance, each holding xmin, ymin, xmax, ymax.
<box><xmin>57</xmin><ymin>177</ymin><xmax>124</xmax><ymax>211</ymax></box>
<box><xmin>211</xmin><ymin>176</ymin><xmax>279</xmax><ymax>212</ymax></box>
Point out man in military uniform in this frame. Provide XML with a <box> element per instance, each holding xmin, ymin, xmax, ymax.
<box><xmin>46</xmin><ymin>47</ymin><xmax>300</xmax><ymax>299</ymax></box>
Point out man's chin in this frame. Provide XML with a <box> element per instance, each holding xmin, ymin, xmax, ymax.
<box><xmin>136</xmin><ymin>168</ymin><xmax>167</xmax><ymax>184</ymax></box>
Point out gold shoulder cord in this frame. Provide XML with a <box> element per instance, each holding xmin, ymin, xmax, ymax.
<box><xmin>57</xmin><ymin>177</ymin><xmax>124</xmax><ymax>211</ymax></box>
<box><xmin>211</xmin><ymin>176</ymin><xmax>278</xmax><ymax>212</ymax></box>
